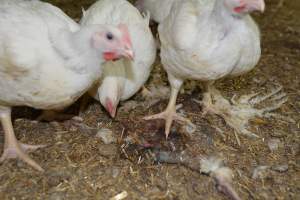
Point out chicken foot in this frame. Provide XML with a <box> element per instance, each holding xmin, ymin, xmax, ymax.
<box><xmin>0</xmin><ymin>107</ymin><xmax>45</xmax><ymax>171</ymax></box>
<box><xmin>199</xmin><ymin>82</ymin><xmax>290</xmax><ymax>138</ymax></box>
<box><xmin>144</xmin><ymin>84</ymin><xmax>193</xmax><ymax>138</ymax></box>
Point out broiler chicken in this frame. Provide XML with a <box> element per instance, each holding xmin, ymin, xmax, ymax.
<box><xmin>80</xmin><ymin>0</ymin><xmax>156</xmax><ymax>117</ymax></box>
<box><xmin>135</xmin><ymin>0</ymin><xmax>175</xmax><ymax>23</ymax></box>
<box><xmin>0</xmin><ymin>0</ymin><xmax>133</xmax><ymax>171</ymax></box>
<box><xmin>142</xmin><ymin>0</ymin><xmax>288</xmax><ymax>138</ymax></box>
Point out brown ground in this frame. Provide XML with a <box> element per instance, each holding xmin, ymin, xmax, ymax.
<box><xmin>0</xmin><ymin>0</ymin><xmax>299</xmax><ymax>199</ymax></box>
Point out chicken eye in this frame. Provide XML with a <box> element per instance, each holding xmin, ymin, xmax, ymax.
<box><xmin>106</xmin><ymin>32</ymin><xmax>114</xmax><ymax>41</ymax></box>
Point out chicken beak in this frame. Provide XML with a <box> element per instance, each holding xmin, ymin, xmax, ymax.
<box><xmin>117</xmin><ymin>23</ymin><xmax>134</xmax><ymax>60</ymax></box>
<box><xmin>252</xmin><ymin>0</ymin><xmax>265</xmax><ymax>12</ymax></box>
<box><xmin>122</xmin><ymin>47</ymin><xmax>134</xmax><ymax>60</ymax></box>
<box><xmin>126</xmin><ymin>50</ymin><xmax>134</xmax><ymax>60</ymax></box>
<box><xmin>105</xmin><ymin>99</ymin><xmax>117</xmax><ymax>118</ymax></box>
<box><xmin>108</xmin><ymin>106</ymin><xmax>117</xmax><ymax>118</ymax></box>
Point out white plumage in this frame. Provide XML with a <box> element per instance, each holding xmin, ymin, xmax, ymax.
<box><xmin>135</xmin><ymin>0</ymin><xmax>175</xmax><ymax>23</ymax></box>
<box><xmin>0</xmin><ymin>0</ymin><xmax>133</xmax><ymax>171</ymax></box>
<box><xmin>158</xmin><ymin>0</ymin><xmax>262</xmax><ymax>81</ymax></box>
<box><xmin>143</xmin><ymin>0</ymin><xmax>285</xmax><ymax>138</ymax></box>
<box><xmin>81</xmin><ymin>0</ymin><xmax>156</xmax><ymax>117</ymax></box>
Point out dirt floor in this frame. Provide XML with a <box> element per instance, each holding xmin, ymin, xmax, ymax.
<box><xmin>0</xmin><ymin>0</ymin><xmax>299</xmax><ymax>199</ymax></box>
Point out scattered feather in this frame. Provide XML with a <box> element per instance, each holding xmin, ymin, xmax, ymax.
<box><xmin>200</xmin><ymin>156</ymin><xmax>242</xmax><ymax>200</ymax></box>
<box><xmin>252</xmin><ymin>166</ymin><xmax>269</xmax><ymax>179</ymax></box>
<box><xmin>96</xmin><ymin>128</ymin><xmax>117</xmax><ymax>144</ymax></box>
<box><xmin>109</xmin><ymin>191</ymin><xmax>128</xmax><ymax>200</ymax></box>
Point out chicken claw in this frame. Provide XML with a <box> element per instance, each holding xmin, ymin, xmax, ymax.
<box><xmin>1</xmin><ymin>142</ymin><xmax>46</xmax><ymax>172</ymax></box>
<box><xmin>144</xmin><ymin>105</ymin><xmax>193</xmax><ymax>138</ymax></box>
<box><xmin>1</xmin><ymin>107</ymin><xmax>45</xmax><ymax>171</ymax></box>
<box><xmin>199</xmin><ymin>84</ymin><xmax>292</xmax><ymax>138</ymax></box>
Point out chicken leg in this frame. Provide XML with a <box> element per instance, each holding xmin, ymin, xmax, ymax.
<box><xmin>199</xmin><ymin>82</ymin><xmax>290</xmax><ymax>138</ymax></box>
<box><xmin>0</xmin><ymin>106</ymin><xmax>45</xmax><ymax>171</ymax></box>
<box><xmin>144</xmin><ymin>74</ymin><xmax>193</xmax><ymax>138</ymax></box>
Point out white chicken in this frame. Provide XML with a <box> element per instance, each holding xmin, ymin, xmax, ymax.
<box><xmin>0</xmin><ymin>0</ymin><xmax>133</xmax><ymax>171</ymax></box>
<box><xmin>142</xmin><ymin>0</ymin><xmax>288</xmax><ymax>138</ymax></box>
<box><xmin>135</xmin><ymin>0</ymin><xmax>175</xmax><ymax>23</ymax></box>
<box><xmin>80</xmin><ymin>0</ymin><xmax>156</xmax><ymax>117</ymax></box>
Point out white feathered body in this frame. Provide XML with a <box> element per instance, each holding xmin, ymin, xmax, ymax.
<box><xmin>0</xmin><ymin>0</ymin><xmax>102</xmax><ymax>109</ymax></box>
<box><xmin>81</xmin><ymin>0</ymin><xmax>156</xmax><ymax>102</ymax></box>
<box><xmin>158</xmin><ymin>0</ymin><xmax>261</xmax><ymax>82</ymax></box>
<box><xmin>135</xmin><ymin>0</ymin><xmax>175</xmax><ymax>23</ymax></box>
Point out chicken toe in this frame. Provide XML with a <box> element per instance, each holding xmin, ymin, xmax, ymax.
<box><xmin>1</xmin><ymin>107</ymin><xmax>45</xmax><ymax>171</ymax></box>
<box><xmin>200</xmin><ymin>84</ymin><xmax>290</xmax><ymax>138</ymax></box>
<box><xmin>1</xmin><ymin>142</ymin><xmax>45</xmax><ymax>172</ymax></box>
<box><xmin>144</xmin><ymin>106</ymin><xmax>193</xmax><ymax>138</ymax></box>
